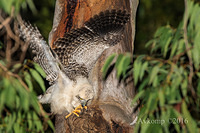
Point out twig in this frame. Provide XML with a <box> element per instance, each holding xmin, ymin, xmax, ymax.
<box><xmin>38</xmin><ymin>102</ymin><xmax>47</xmax><ymax>117</ymax></box>
<box><xmin>0</xmin><ymin>62</ymin><xmax>30</xmax><ymax>92</ymax></box>
<box><xmin>0</xmin><ymin>11</ymin><xmax>28</xmax><ymax>66</ymax></box>
<box><xmin>6</xmin><ymin>34</ymin><xmax>12</xmax><ymax>65</ymax></box>
<box><xmin>0</xmin><ymin>17</ymin><xmax>12</xmax><ymax>29</ymax></box>
<box><xmin>0</xmin><ymin>18</ymin><xmax>24</xmax><ymax>51</ymax></box>
<box><xmin>183</xmin><ymin>0</ymin><xmax>195</xmax><ymax>97</ymax></box>
<box><xmin>172</xmin><ymin>46</ymin><xmax>193</xmax><ymax>62</ymax></box>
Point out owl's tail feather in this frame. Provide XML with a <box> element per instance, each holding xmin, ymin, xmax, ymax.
<box><xmin>19</xmin><ymin>21</ymin><xmax>59</xmax><ymax>84</ymax></box>
<box><xmin>84</xmin><ymin>9</ymin><xmax>130</xmax><ymax>36</ymax></box>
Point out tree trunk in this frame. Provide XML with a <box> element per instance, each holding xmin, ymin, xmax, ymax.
<box><xmin>48</xmin><ymin>0</ymin><xmax>139</xmax><ymax>132</ymax></box>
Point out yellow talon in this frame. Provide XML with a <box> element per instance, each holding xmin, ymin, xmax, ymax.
<box><xmin>65</xmin><ymin>112</ymin><xmax>73</xmax><ymax>119</ymax></box>
<box><xmin>65</xmin><ymin>104</ymin><xmax>87</xmax><ymax>119</ymax></box>
<box><xmin>84</xmin><ymin>106</ymin><xmax>87</xmax><ymax>110</ymax></box>
<box><xmin>65</xmin><ymin>96</ymin><xmax>90</xmax><ymax>119</ymax></box>
<box><xmin>73</xmin><ymin>112</ymin><xmax>80</xmax><ymax>117</ymax></box>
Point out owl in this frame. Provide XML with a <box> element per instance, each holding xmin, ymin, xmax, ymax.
<box><xmin>19</xmin><ymin>10</ymin><xmax>130</xmax><ymax>115</ymax></box>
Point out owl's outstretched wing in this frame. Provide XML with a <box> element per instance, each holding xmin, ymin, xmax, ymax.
<box><xmin>19</xmin><ymin>22</ymin><xmax>60</xmax><ymax>84</ymax></box>
<box><xmin>53</xmin><ymin>10</ymin><xmax>130</xmax><ymax>80</ymax></box>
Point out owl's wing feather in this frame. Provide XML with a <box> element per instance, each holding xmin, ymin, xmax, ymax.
<box><xmin>19</xmin><ymin>22</ymin><xmax>60</xmax><ymax>84</ymax></box>
<box><xmin>84</xmin><ymin>9</ymin><xmax>130</xmax><ymax>45</ymax></box>
<box><xmin>53</xmin><ymin>10</ymin><xmax>130</xmax><ymax>79</ymax></box>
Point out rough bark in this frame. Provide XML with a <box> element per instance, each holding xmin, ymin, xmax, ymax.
<box><xmin>48</xmin><ymin>0</ymin><xmax>139</xmax><ymax>132</ymax></box>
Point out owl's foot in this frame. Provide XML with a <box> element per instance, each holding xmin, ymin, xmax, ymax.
<box><xmin>65</xmin><ymin>96</ymin><xmax>90</xmax><ymax>119</ymax></box>
<box><xmin>65</xmin><ymin>104</ymin><xmax>87</xmax><ymax>119</ymax></box>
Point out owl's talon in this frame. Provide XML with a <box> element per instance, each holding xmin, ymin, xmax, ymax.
<box><xmin>65</xmin><ymin>96</ymin><xmax>90</xmax><ymax>119</ymax></box>
<box><xmin>65</xmin><ymin>112</ymin><xmax>73</xmax><ymax>119</ymax></box>
<box><xmin>65</xmin><ymin>104</ymin><xmax>85</xmax><ymax>119</ymax></box>
<box><xmin>84</xmin><ymin>106</ymin><xmax>87</xmax><ymax>110</ymax></box>
<box><xmin>73</xmin><ymin>112</ymin><xmax>80</xmax><ymax>117</ymax></box>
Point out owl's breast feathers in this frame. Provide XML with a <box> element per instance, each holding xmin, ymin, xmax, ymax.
<box><xmin>53</xmin><ymin>10</ymin><xmax>130</xmax><ymax>80</ymax></box>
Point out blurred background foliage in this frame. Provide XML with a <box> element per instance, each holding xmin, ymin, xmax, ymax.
<box><xmin>103</xmin><ymin>0</ymin><xmax>200</xmax><ymax>132</ymax></box>
<box><xmin>135</xmin><ymin>0</ymin><xmax>184</xmax><ymax>54</ymax></box>
<box><xmin>0</xmin><ymin>0</ymin><xmax>55</xmax><ymax>132</ymax></box>
<box><xmin>0</xmin><ymin>0</ymin><xmax>200</xmax><ymax>132</ymax></box>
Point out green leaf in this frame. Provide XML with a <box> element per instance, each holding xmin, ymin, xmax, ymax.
<box><xmin>163</xmin><ymin>36</ymin><xmax>172</xmax><ymax>57</ymax></box>
<box><xmin>145</xmin><ymin>39</ymin><xmax>155</xmax><ymax>48</ymax></box>
<box><xmin>116</xmin><ymin>54</ymin><xmax>131</xmax><ymax>79</ymax></box>
<box><xmin>140</xmin><ymin>61</ymin><xmax>148</xmax><ymax>80</ymax></box>
<box><xmin>115</xmin><ymin>54</ymin><xmax>123</xmax><ymax>67</ymax></box>
<box><xmin>181</xmin><ymin>79</ymin><xmax>187</xmax><ymax>97</ymax></box>
<box><xmin>26</xmin><ymin>0</ymin><xmax>37</xmax><ymax>14</ymax></box>
<box><xmin>24</xmin><ymin>71</ymin><xmax>33</xmax><ymax>91</ymax></box>
<box><xmin>27</xmin><ymin>112</ymin><xmax>33</xmax><ymax>130</ymax></box>
<box><xmin>133</xmin><ymin>60</ymin><xmax>142</xmax><ymax>85</ymax></box>
<box><xmin>146</xmin><ymin>91</ymin><xmax>158</xmax><ymax>112</ymax></box>
<box><xmin>47</xmin><ymin>117</ymin><xmax>55</xmax><ymax>131</ymax></box>
<box><xmin>116</xmin><ymin>61</ymin><xmax>124</xmax><ymax>79</ymax></box>
<box><xmin>154</xmin><ymin>26</ymin><xmax>166</xmax><ymax>38</ymax></box>
<box><xmin>146</xmin><ymin>124</ymin><xmax>162</xmax><ymax>133</ymax></box>
<box><xmin>101</xmin><ymin>53</ymin><xmax>116</xmax><ymax>78</ymax></box>
<box><xmin>34</xmin><ymin>63</ymin><xmax>46</xmax><ymax>78</ymax></box>
<box><xmin>122</xmin><ymin>54</ymin><xmax>131</xmax><ymax>78</ymax></box>
<box><xmin>138</xmin><ymin>78</ymin><xmax>148</xmax><ymax>91</ymax></box>
<box><xmin>158</xmin><ymin>90</ymin><xmax>165</xmax><ymax>107</ymax></box>
<box><xmin>0</xmin><ymin>0</ymin><xmax>13</xmax><ymax>14</ymax></box>
<box><xmin>5</xmin><ymin>83</ymin><xmax>16</xmax><ymax>108</ymax></box>
<box><xmin>197</xmin><ymin>80</ymin><xmax>200</xmax><ymax>96</ymax></box>
<box><xmin>141</xmin><ymin>122</ymin><xmax>150</xmax><ymax>133</ymax></box>
<box><xmin>32</xmin><ymin>112</ymin><xmax>42</xmax><ymax>131</ymax></box>
<box><xmin>149</xmin><ymin>66</ymin><xmax>159</xmax><ymax>85</ymax></box>
<box><xmin>152</xmin><ymin>75</ymin><xmax>158</xmax><ymax>87</ymax></box>
<box><xmin>193</xmin><ymin>33</ymin><xmax>200</xmax><ymax>69</ymax></box>
<box><xmin>170</xmin><ymin>41</ymin><xmax>178</xmax><ymax>58</ymax></box>
<box><xmin>131</xmin><ymin>90</ymin><xmax>145</xmax><ymax>105</ymax></box>
<box><xmin>12</xmin><ymin>79</ymin><xmax>30</xmax><ymax>111</ymax></box>
<box><xmin>11</xmin><ymin>63</ymin><xmax>22</xmax><ymax>72</ymax></box>
<box><xmin>170</xmin><ymin>108</ymin><xmax>181</xmax><ymax>133</ymax></box>
<box><xmin>30</xmin><ymin>93</ymin><xmax>40</xmax><ymax>113</ymax></box>
<box><xmin>182</xmin><ymin>101</ymin><xmax>197</xmax><ymax>133</ymax></box>
<box><xmin>30</xmin><ymin>68</ymin><xmax>46</xmax><ymax>92</ymax></box>
<box><xmin>176</xmin><ymin>39</ymin><xmax>185</xmax><ymax>55</ymax></box>
<box><xmin>13</xmin><ymin>122</ymin><xmax>21</xmax><ymax>133</ymax></box>
<box><xmin>0</xmin><ymin>79</ymin><xmax>9</xmax><ymax>109</ymax></box>
<box><xmin>196</xmin><ymin>72</ymin><xmax>200</xmax><ymax>78</ymax></box>
<box><xmin>15</xmin><ymin>96</ymin><xmax>20</xmax><ymax>109</ymax></box>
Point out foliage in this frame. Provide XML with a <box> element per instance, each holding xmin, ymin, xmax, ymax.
<box><xmin>0</xmin><ymin>0</ymin><xmax>54</xmax><ymax>132</ymax></box>
<box><xmin>0</xmin><ymin>0</ymin><xmax>37</xmax><ymax>15</ymax></box>
<box><xmin>103</xmin><ymin>0</ymin><xmax>200</xmax><ymax>132</ymax></box>
<box><xmin>21</xmin><ymin>0</ymin><xmax>55</xmax><ymax>40</ymax></box>
<box><xmin>135</xmin><ymin>0</ymin><xmax>184</xmax><ymax>54</ymax></box>
<box><xmin>0</xmin><ymin>61</ymin><xmax>54</xmax><ymax>132</ymax></box>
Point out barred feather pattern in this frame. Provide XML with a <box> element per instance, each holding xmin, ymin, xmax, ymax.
<box><xmin>19</xmin><ymin>22</ymin><xmax>59</xmax><ymax>84</ymax></box>
<box><xmin>53</xmin><ymin>9</ymin><xmax>130</xmax><ymax>80</ymax></box>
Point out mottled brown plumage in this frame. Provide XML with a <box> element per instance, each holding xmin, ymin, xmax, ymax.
<box><xmin>53</xmin><ymin>9</ymin><xmax>130</xmax><ymax>80</ymax></box>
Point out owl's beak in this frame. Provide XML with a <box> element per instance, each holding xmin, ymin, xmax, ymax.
<box><xmin>76</xmin><ymin>95</ymin><xmax>91</xmax><ymax>107</ymax></box>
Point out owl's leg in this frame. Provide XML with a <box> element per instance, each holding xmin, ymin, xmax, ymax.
<box><xmin>65</xmin><ymin>105</ymin><xmax>82</xmax><ymax>119</ymax></box>
<box><xmin>65</xmin><ymin>96</ymin><xmax>90</xmax><ymax>119</ymax></box>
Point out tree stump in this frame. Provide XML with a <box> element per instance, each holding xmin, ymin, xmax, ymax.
<box><xmin>48</xmin><ymin>0</ymin><xmax>139</xmax><ymax>132</ymax></box>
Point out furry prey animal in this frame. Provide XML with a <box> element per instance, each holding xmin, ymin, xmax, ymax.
<box><xmin>19</xmin><ymin>10</ymin><xmax>130</xmax><ymax>115</ymax></box>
